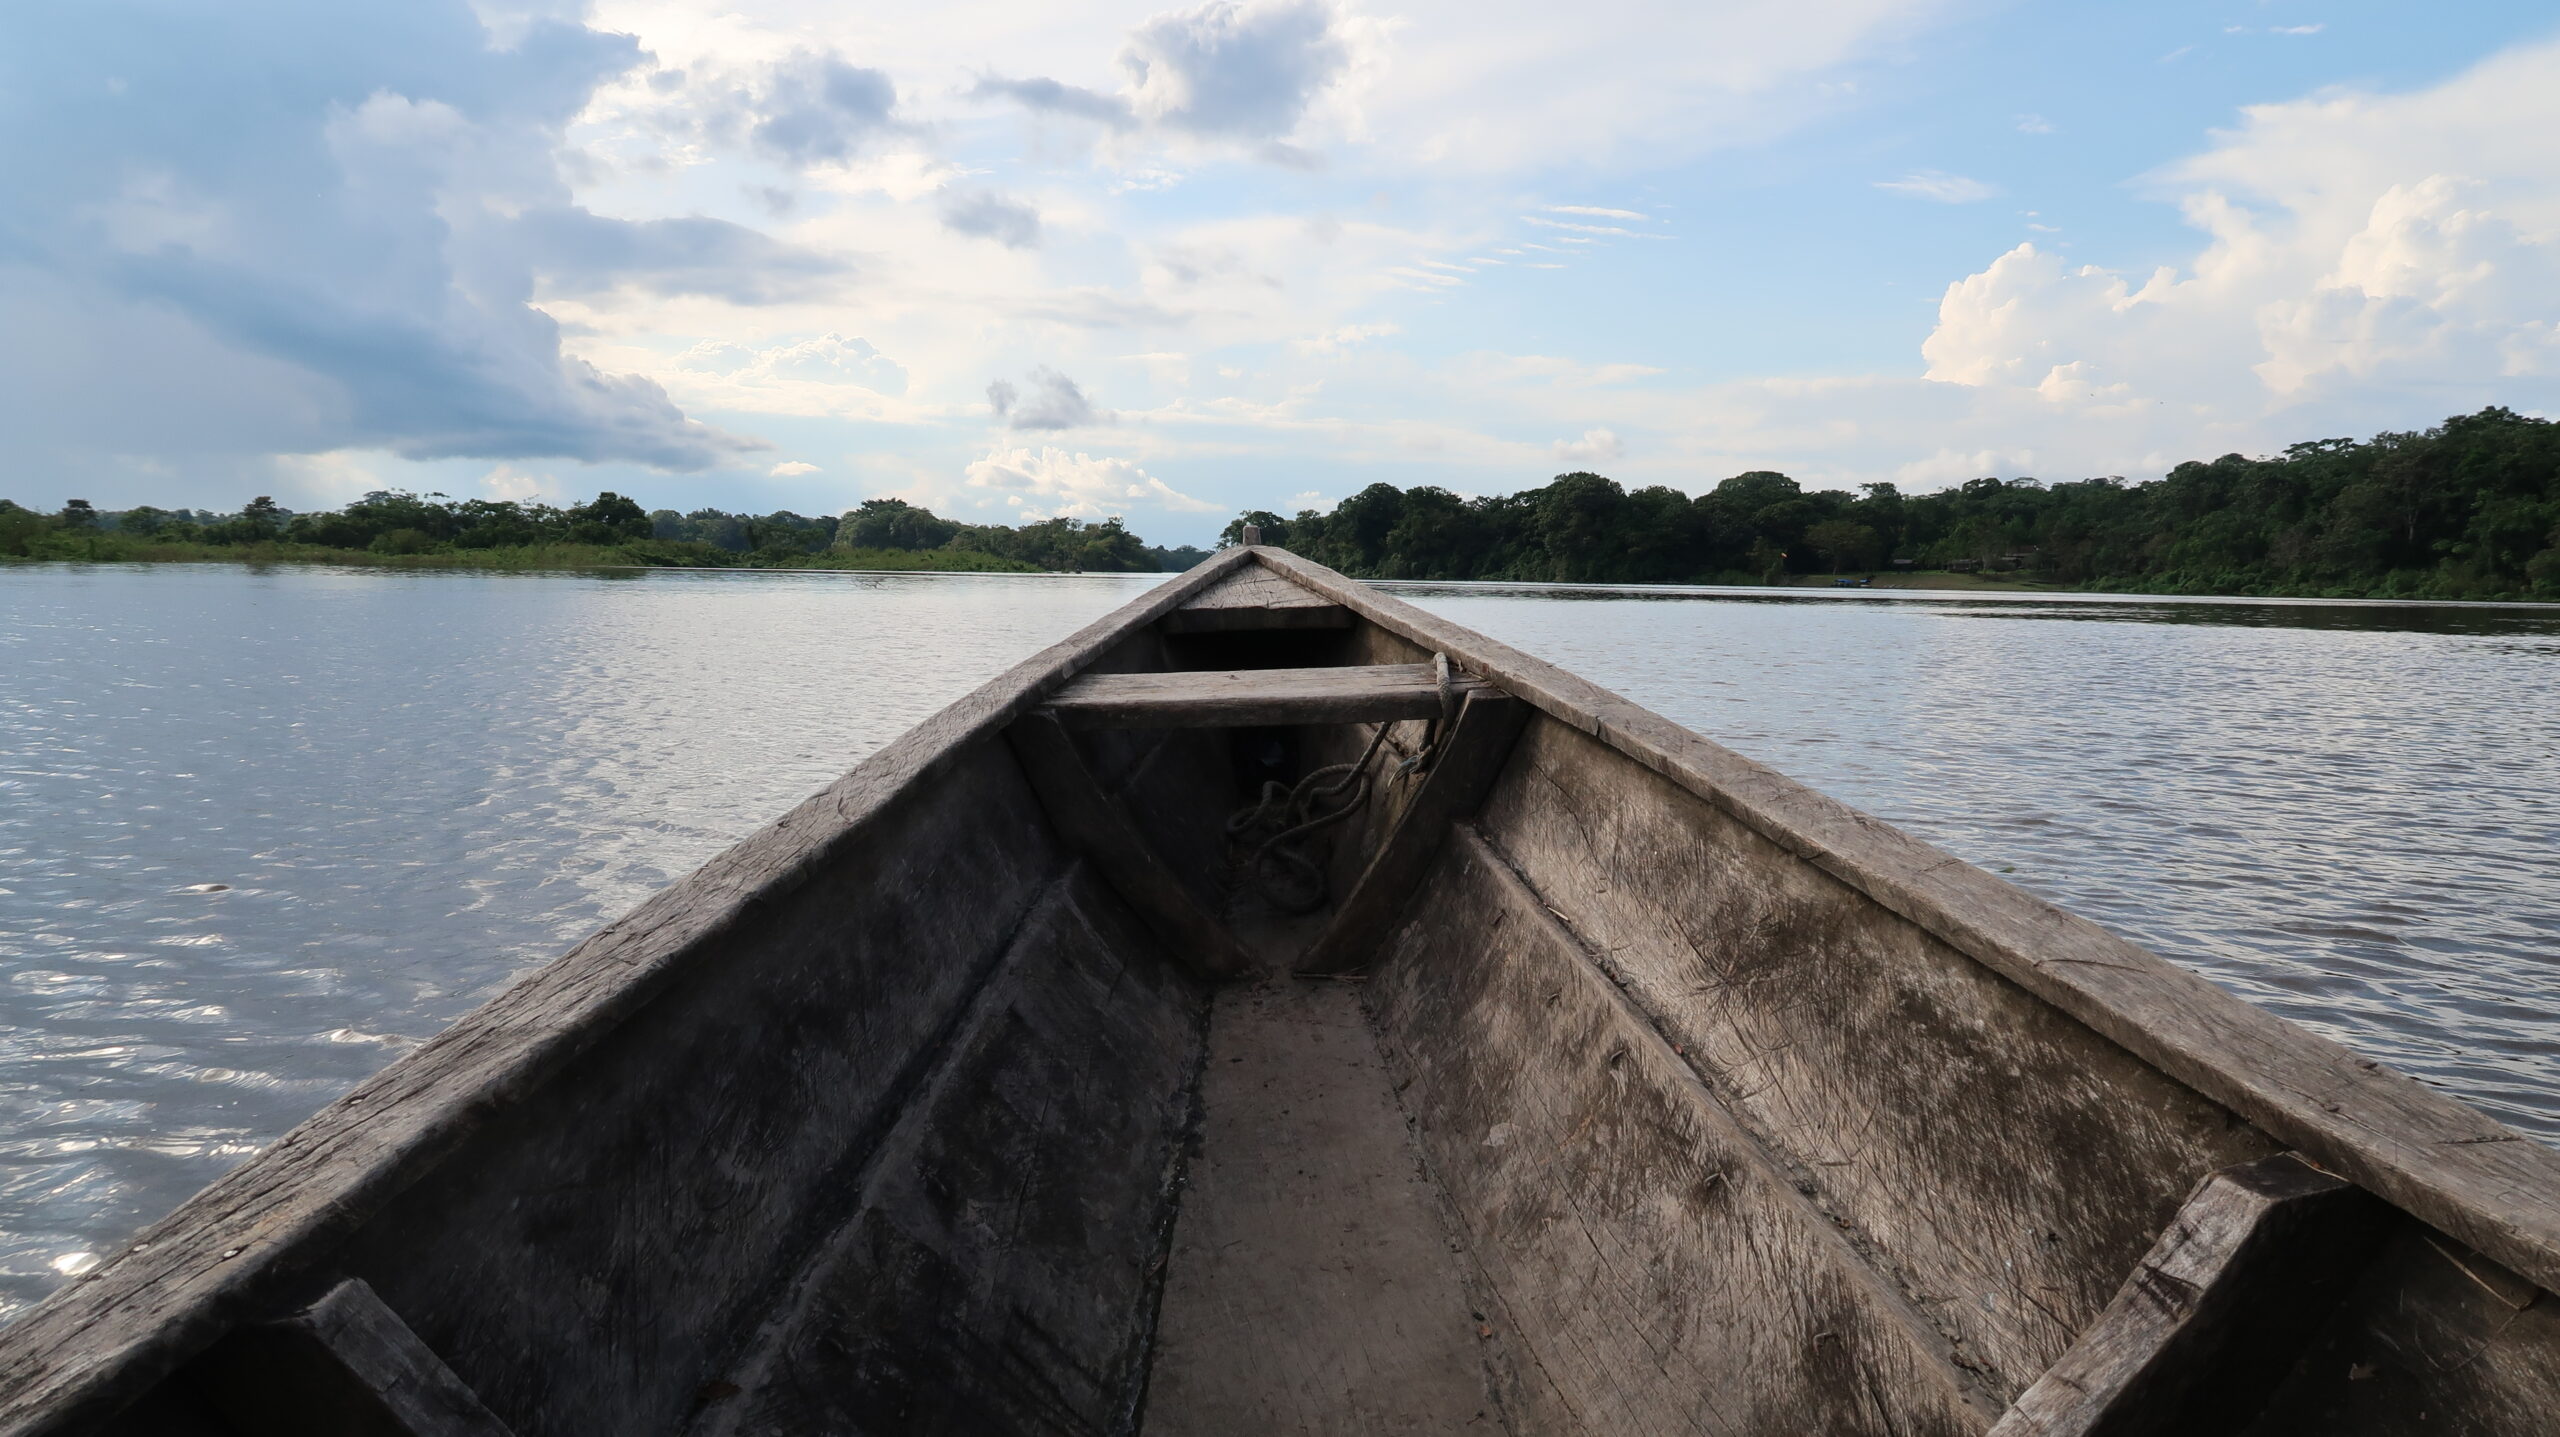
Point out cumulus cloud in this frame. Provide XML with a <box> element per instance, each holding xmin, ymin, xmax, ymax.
<box><xmin>989</xmin><ymin>367</ymin><xmax>1112</xmax><ymax>429</ymax></box>
<box><xmin>939</xmin><ymin>189</ymin><xmax>1044</xmax><ymax>249</ymax></box>
<box><xmin>1876</xmin><ymin>170</ymin><xmax>1999</xmax><ymax>203</ymax></box>
<box><xmin>1</xmin><ymin>1</ymin><xmax>765</xmax><ymax>473</ymax></box>
<box><xmin>769</xmin><ymin>460</ymin><xmax>820</xmax><ymax>476</ymax></box>
<box><xmin>976</xmin><ymin>0</ymin><xmax>1357</xmax><ymax>155</ymax></box>
<box><xmin>1921</xmin><ymin>37</ymin><xmax>2560</xmax><ymax>432</ymax></box>
<box><xmin>965</xmin><ymin>444</ymin><xmax>1219</xmax><ymax>514</ymax></box>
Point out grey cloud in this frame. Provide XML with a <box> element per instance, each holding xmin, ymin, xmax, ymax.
<box><xmin>746</xmin><ymin>51</ymin><xmax>898</xmax><ymax>166</ymax></box>
<box><xmin>0</xmin><ymin>0</ymin><xmax>764</xmax><ymax>475</ymax></box>
<box><xmin>975</xmin><ymin>0</ymin><xmax>1350</xmax><ymax>152</ymax></box>
<box><xmin>514</xmin><ymin>206</ymin><xmax>846</xmax><ymax>303</ymax></box>
<box><xmin>970</xmin><ymin>75</ymin><xmax>1135</xmax><ymax>128</ymax></box>
<box><xmin>939</xmin><ymin>190</ymin><xmax>1043</xmax><ymax>249</ymax></box>
<box><xmin>1120</xmin><ymin>0</ymin><xmax>1348</xmax><ymax>139</ymax></box>
<box><xmin>990</xmin><ymin>368</ymin><xmax>1109</xmax><ymax>430</ymax></box>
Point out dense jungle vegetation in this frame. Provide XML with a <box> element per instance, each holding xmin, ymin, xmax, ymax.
<box><xmin>0</xmin><ymin>492</ymin><xmax>1211</xmax><ymax>574</ymax></box>
<box><xmin>1219</xmin><ymin>408</ymin><xmax>2560</xmax><ymax>601</ymax></box>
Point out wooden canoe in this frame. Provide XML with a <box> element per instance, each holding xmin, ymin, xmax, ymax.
<box><xmin>3</xmin><ymin>546</ymin><xmax>2556</xmax><ymax>1436</ymax></box>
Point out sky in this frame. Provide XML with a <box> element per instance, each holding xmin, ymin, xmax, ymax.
<box><xmin>6</xmin><ymin>1</ymin><xmax>2559</xmax><ymax>544</ymax></box>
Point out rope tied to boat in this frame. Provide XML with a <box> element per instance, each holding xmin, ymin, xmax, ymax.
<box><xmin>1226</xmin><ymin>653</ymin><xmax>1456</xmax><ymax>914</ymax></box>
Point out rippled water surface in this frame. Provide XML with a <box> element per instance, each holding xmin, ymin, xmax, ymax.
<box><xmin>3</xmin><ymin>564</ymin><xmax>2557</xmax><ymax>1321</ymax></box>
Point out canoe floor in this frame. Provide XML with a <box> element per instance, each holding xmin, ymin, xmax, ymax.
<box><xmin>1143</xmin><ymin>979</ymin><xmax>1509</xmax><ymax>1435</ymax></box>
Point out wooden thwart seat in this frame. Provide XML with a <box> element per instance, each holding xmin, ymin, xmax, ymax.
<box><xmin>1990</xmin><ymin>1153</ymin><xmax>2391</xmax><ymax>1436</ymax></box>
<box><xmin>1043</xmin><ymin>663</ymin><xmax>1491</xmax><ymax>730</ymax></box>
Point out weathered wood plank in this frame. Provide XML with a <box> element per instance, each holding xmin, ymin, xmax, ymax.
<box><xmin>335</xmin><ymin>744</ymin><xmax>1074</xmax><ymax>1435</ymax></box>
<box><xmin>1296</xmin><ymin>692</ymin><xmax>1529</xmax><ymax>975</ymax></box>
<box><xmin>1476</xmin><ymin>715</ymin><xmax>2277</xmax><ymax>1396</ymax></box>
<box><xmin>1369</xmin><ymin>822</ymin><xmax>1997</xmax><ymax>1436</ymax></box>
<box><xmin>189</xmin><ymin>1278</ymin><xmax>515</xmax><ymax>1437</ymax></box>
<box><xmin>1988</xmin><ymin>1155</ymin><xmax>2391</xmax><ymax>1437</ymax></box>
<box><xmin>690</xmin><ymin>866</ymin><xmax>1207</xmax><ymax>1437</ymax></box>
<box><xmin>1246</xmin><ymin>545</ymin><xmax>2560</xmax><ymax>1299</ymax></box>
<box><xmin>1142</xmin><ymin>979</ymin><xmax>1505</xmax><ymax>1435</ymax></box>
<box><xmin>1158</xmin><ymin>566</ymin><xmax>1351</xmax><ymax>633</ymax></box>
<box><xmin>1044</xmin><ymin>663</ymin><xmax>1489</xmax><ymax>730</ymax></box>
<box><xmin>0</xmin><ymin>547</ymin><xmax>1257</xmax><ymax>1437</ymax></box>
<box><xmin>1006</xmin><ymin>711</ymin><xmax>1251</xmax><ymax>980</ymax></box>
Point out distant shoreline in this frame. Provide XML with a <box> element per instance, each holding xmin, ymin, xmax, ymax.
<box><xmin>11</xmin><ymin>548</ymin><xmax>2557</xmax><ymax>608</ymax></box>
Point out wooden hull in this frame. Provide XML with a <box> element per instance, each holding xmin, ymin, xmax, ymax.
<box><xmin>1</xmin><ymin>547</ymin><xmax>2554</xmax><ymax>1435</ymax></box>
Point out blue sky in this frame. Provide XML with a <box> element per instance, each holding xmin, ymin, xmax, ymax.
<box><xmin>6</xmin><ymin>1</ymin><xmax>2559</xmax><ymax>544</ymax></box>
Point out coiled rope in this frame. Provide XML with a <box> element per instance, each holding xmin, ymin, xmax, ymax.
<box><xmin>1224</xmin><ymin>653</ymin><xmax>1457</xmax><ymax>915</ymax></box>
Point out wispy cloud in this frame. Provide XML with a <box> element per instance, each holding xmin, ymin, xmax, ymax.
<box><xmin>2015</xmin><ymin>113</ymin><xmax>2055</xmax><ymax>134</ymax></box>
<box><xmin>1545</xmin><ymin>204</ymin><xmax>1648</xmax><ymax>220</ymax></box>
<box><xmin>1875</xmin><ymin>170</ymin><xmax>1998</xmax><ymax>203</ymax></box>
<box><xmin>1524</xmin><ymin>216</ymin><xmax>1641</xmax><ymax>236</ymax></box>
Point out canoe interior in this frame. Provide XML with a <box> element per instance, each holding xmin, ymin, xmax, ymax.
<box><xmin>13</xmin><ymin>552</ymin><xmax>2560</xmax><ymax>1436</ymax></box>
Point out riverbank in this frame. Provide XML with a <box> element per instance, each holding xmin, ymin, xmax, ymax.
<box><xmin>0</xmin><ymin>537</ymin><xmax>1048</xmax><ymax>574</ymax></box>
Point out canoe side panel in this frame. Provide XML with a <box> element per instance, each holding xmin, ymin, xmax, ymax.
<box><xmin>325</xmin><ymin>742</ymin><xmax>1102</xmax><ymax>1434</ymax></box>
<box><xmin>2240</xmin><ymin>1224</ymin><xmax>2560</xmax><ymax>1436</ymax></box>
<box><xmin>692</xmin><ymin>863</ymin><xmax>1208</xmax><ymax>1437</ymax></box>
<box><xmin>1474</xmin><ymin>717</ymin><xmax>2277</xmax><ymax>1399</ymax></box>
<box><xmin>1369</xmin><ymin>825</ymin><xmax>1991</xmax><ymax>1437</ymax></box>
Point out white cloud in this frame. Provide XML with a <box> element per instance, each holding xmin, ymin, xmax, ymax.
<box><xmin>769</xmin><ymin>459</ymin><xmax>821</xmax><ymax>475</ymax></box>
<box><xmin>1921</xmin><ymin>37</ymin><xmax>2560</xmax><ymax>428</ymax></box>
<box><xmin>1546</xmin><ymin>204</ymin><xmax>1648</xmax><ymax>220</ymax></box>
<box><xmin>481</xmin><ymin>463</ymin><xmax>562</xmax><ymax>501</ymax></box>
<box><xmin>964</xmin><ymin>444</ymin><xmax>1220</xmax><ymax>514</ymax></box>
<box><xmin>1875</xmin><ymin>170</ymin><xmax>1998</xmax><ymax>203</ymax></box>
<box><xmin>2015</xmin><ymin>113</ymin><xmax>2055</xmax><ymax>134</ymax></box>
<box><xmin>1552</xmin><ymin>428</ymin><xmax>1625</xmax><ymax>463</ymax></box>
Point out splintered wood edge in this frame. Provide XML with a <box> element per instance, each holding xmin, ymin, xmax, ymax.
<box><xmin>0</xmin><ymin>549</ymin><xmax>1258</xmax><ymax>1437</ymax></box>
<box><xmin>1241</xmin><ymin>545</ymin><xmax>2560</xmax><ymax>1297</ymax></box>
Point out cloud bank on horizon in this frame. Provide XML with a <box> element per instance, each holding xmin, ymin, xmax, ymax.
<box><xmin>3</xmin><ymin>0</ymin><xmax>2557</xmax><ymax>540</ymax></box>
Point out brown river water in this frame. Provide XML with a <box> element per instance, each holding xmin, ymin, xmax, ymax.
<box><xmin>2</xmin><ymin>563</ymin><xmax>2554</xmax><ymax>1321</ymax></box>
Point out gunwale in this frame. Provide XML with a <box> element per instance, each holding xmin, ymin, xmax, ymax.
<box><xmin>1249</xmin><ymin>544</ymin><xmax>2560</xmax><ymax>1297</ymax></box>
<box><xmin>0</xmin><ymin>543</ymin><xmax>2551</xmax><ymax>1433</ymax></box>
<box><xmin>0</xmin><ymin>546</ymin><xmax>1257</xmax><ymax>1436</ymax></box>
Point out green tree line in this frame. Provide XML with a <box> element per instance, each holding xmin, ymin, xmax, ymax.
<box><xmin>1219</xmin><ymin>407</ymin><xmax>2560</xmax><ymax>601</ymax></box>
<box><xmin>0</xmin><ymin>491</ymin><xmax>1210</xmax><ymax>574</ymax></box>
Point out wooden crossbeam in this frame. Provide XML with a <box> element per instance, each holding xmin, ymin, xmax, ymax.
<box><xmin>189</xmin><ymin>1278</ymin><xmax>516</xmax><ymax>1436</ymax></box>
<box><xmin>1988</xmin><ymin>1153</ymin><xmax>2390</xmax><ymax>1437</ymax></box>
<box><xmin>1043</xmin><ymin>663</ymin><xmax>1489</xmax><ymax>730</ymax></box>
<box><xmin>1297</xmin><ymin>691</ymin><xmax>1529</xmax><ymax>975</ymax></box>
<box><xmin>1004</xmin><ymin>711</ymin><xmax>1251</xmax><ymax>980</ymax></box>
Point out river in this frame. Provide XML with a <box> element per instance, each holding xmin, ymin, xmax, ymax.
<box><xmin>2</xmin><ymin>562</ymin><xmax>2555</xmax><ymax>1321</ymax></box>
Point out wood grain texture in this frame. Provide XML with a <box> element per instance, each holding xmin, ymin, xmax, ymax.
<box><xmin>1007</xmin><ymin>711</ymin><xmax>1251</xmax><ymax>980</ymax></box>
<box><xmin>1045</xmin><ymin>663</ymin><xmax>1488</xmax><ymax>730</ymax></box>
<box><xmin>0</xmin><ymin>546</ymin><xmax>1256</xmax><ymax>1437</ymax></box>
<box><xmin>1988</xmin><ymin>1155</ymin><xmax>2390</xmax><ymax>1437</ymax></box>
<box><xmin>1296</xmin><ymin>692</ymin><xmax>1530</xmax><ymax>976</ymax></box>
<box><xmin>336</xmin><ymin>743</ymin><xmax>1074</xmax><ymax>1435</ymax></box>
<box><xmin>189</xmin><ymin>1278</ymin><xmax>516</xmax><ymax>1437</ymax></box>
<box><xmin>1143</xmin><ymin>979</ymin><xmax>1506</xmax><ymax>1436</ymax></box>
<box><xmin>690</xmin><ymin>866</ymin><xmax>1208</xmax><ymax>1437</ymax></box>
<box><xmin>1159</xmin><ymin>567</ymin><xmax>1351</xmax><ymax>633</ymax></box>
<box><xmin>1476</xmin><ymin>715</ymin><xmax>2276</xmax><ymax>1396</ymax></box>
<box><xmin>1243</xmin><ymin>545</ymin><xmax>2560</xmax><ymax>1298</ymax></box>
<box><xmin>1369</xmin><ymin>822</ymin><xmax>1996</xmax><ymax>1436</ymax></box>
